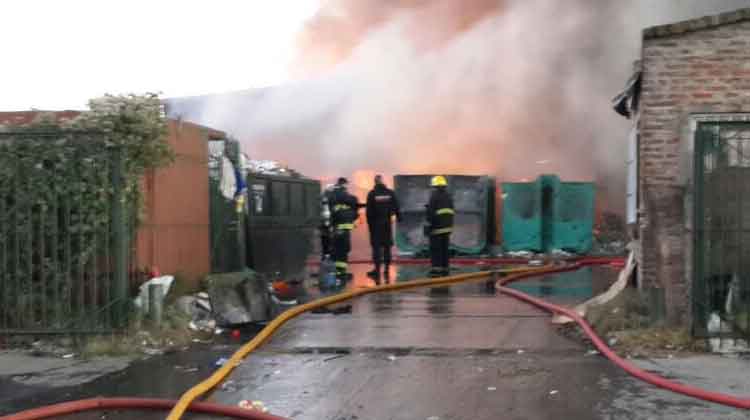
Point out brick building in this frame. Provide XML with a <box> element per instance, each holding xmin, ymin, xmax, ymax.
<box><xmin>622</xmin><ymin>8</ymin><xmax>750</xmax><ymax>330</ymax></box>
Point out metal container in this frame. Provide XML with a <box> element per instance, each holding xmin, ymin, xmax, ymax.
<box><xmin>394</xmin><ymin>175</ymin><xmax>495</xmax><ymax>256</ymax></box>
<box><xmin>245</xmin><ymin>173</ymin><xmax>321</xmax><ymax>278</ymax></box>
<box><xmin>502</xmin><ymin>175</ymin><xmax>595</xmax><ymax>254</ymax></box>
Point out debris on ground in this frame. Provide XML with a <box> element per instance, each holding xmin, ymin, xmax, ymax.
<box><xmin>549</xmin><ymin>390</ymin><xmax>559</xmax><ymax>395</ymax></box>
<box><xmin>550</xmin><ymin>249</ymin><xmax>574</xmax><ymax>258</ymax></box>
<box><xmin>142</xmin><ymin>348</ymin><xmax>164</xmax><ymax>356</ymax></box>
<box><xmin>189</xmin><ymin>319</ymin><xmax>217</xmax><ymax>333</ymax></box>
<box><xmin>487</xmin><ymin>387</ymin><xmax>497</xmax><ymax>391</ymax></box>
<box><xmin>133</xmin><ymin>275</ymin><xmax>175</xmax><ymax>311</ymax></box>
<box><xmin>221</xmin><ymin>380</ymin><xmax>238</xmax><ymax>392</ymax></box>
<box><xmin>237</xmin><ymin>400</ymin><xmax>269</xmax><ymax>412</ymax></box>
<box><xmin>387</xmin><ymin>355</ymin><xmax>397</xmax><ymax>362</ymax></box>
<box><xmin>507</xmin><ymin>251</ymin><xmax>534</xmax><ymax>259</ymax></box>
<box><xmin>206</xmin><ymin>271</ymin><xmax>271</xmax><ymax>327</ymax></box>
<box><xmin>215</xmin><ymin>357</ymin><xmax>229</xmax><ymax>367</ymax></box>
<box><xmin>528</xmin><ymin>260</ymin><xmax>544</xmax><ymax>267</ymax></box>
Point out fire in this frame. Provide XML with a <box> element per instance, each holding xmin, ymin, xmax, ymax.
<box><xmin>349</xmin><ymin>169</ymin><xmax>378</xmax><ymax>202</ymax></box>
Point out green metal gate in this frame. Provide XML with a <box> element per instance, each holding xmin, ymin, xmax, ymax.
<box><xmin>0</xmin><ymin>131</ymin><xmax>132</xmax><ymax>334</ymax></box>
<box><xmin>694</xmin><ymin>122</ymin><xmax>750</xmax><ymax>340</ymax></box>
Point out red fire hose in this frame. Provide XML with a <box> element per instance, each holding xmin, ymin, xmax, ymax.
<box><xmin>498</xmin><ymin>262</ymin><xmax>750</xmax><ymax>410</ymax></box>
<box><xmin>307</xmin><ymin>256</ymin><xmax>595</xmax><ymax>266</ymax></box>
<box><xmin>4</xmin><ymin>256</ymin><xmax>749</xmax><ymax>420</ymax></box>
<box><xmin>0</xmin><ymin>398</ymin><xmax>289</xmax><ymax>420</ymax></box>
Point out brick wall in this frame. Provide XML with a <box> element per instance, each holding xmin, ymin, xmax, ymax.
<box><xmin>639</xmin><ymin>13</ymin><xmax>750</xmax><ymax>325</ymax></box>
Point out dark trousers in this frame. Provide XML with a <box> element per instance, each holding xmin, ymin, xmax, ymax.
<box><xmin>320</xmin><ymin>229</ymin><xmax>332</xmax><ymax>259</ymax></box>
<box><xmin>371</xmin><ymin>245</ymin><xmax>392</xmax><ymax>271</ymax></box>
<box><xmin>333</xmin><ymin>230</ymin><xmax>351</xmax><ymax>274</ymax></box>
<box><xmin>429</xmin><ymin>233</ymin><xmax>450</xmax><ymax>270</ymax></box>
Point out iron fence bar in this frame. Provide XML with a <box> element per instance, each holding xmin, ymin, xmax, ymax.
<box><xmin>111</xmin><ymin>146</ymin><xmax>128</xmax><ymax>328</ymax></box>
<box><xmin>51</xmin><ymin>174</ymin><xmax>61</xmax><ymax>328</ymax></box>
<box><xmin>26</xmin><ymin>160</ymin><xmax>33</xmax><ymax>329</ymax></box>
<box><xmin>718</xmin><ymin>128</ymin><xmax>727</xmax><ymax>341</ymax></box>
<box><xmin>1</xmin><ymin>165</ymin><xmax>7</xmax><ymax>330</ymax></box>
<box><xmin>64</xmin><ymin>178</ymin><xmax>73</xmax><ymax>326</ymax></box>
<box><xmin>40</xmin><ymin>186</ymin><xmax>46</xmax><ymax>328</ymax></box>
<box><xmin>14</xmin><ymin>155</ymin><xmax>21</xmax><ymax>330</ymax></box>
<box><xmin>104</xmin><ymin>156</ymin><xmax>112</xmax><ymax>328</ymax></box>
<box><xmin>693</xmin><ymin>123</ymin><xmax>708</xmax><ymax>335</ymax></box>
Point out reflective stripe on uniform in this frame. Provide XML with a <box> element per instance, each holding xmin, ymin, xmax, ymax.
<box><xmin>333</xmin><ymin>204</ymin><xmax>351</xmax><ymax>211</ymax></box>
<box><xmin>436</xmin><ymin>208</ymin><xmax>455</xmax><ymax>216</ymax></box>
<box><xmin>335</xmin><ymin>262</ymin><xmax>348</xmax><ymax>269</ymax></box>
<box><xmin>432</xmin><ymin>227</ymin><xmax>453</xmax><ymax>235</ymax></box>
<box><xmin>336</xmin><ymin>223</ymin><xmax>354</xmax><ymax>230</ymax></box>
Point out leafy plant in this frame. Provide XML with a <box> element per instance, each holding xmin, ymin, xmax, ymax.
<box><xmin>0</xmin><ymin>93</ymin><xmax>172</xmax><ymax>331</ymax></box>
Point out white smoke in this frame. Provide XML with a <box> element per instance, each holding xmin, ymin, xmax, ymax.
<box><xmin>166</xmin><ymin>0</ymin><xmax>750</xmax><ymax>213</ymax></box>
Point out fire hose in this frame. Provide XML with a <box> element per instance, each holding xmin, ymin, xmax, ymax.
<box><xmin>4</xmin><ymin>257</ymin><xmax>750</xmax><ymax>420</ymax></box>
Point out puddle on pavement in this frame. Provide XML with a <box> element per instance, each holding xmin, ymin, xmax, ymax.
<box><xmin>303</xmin><ymin>262</ymin><xmax>617</xmax><ymax>307</ymax></box>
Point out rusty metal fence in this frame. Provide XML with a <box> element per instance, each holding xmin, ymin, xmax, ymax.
<box><xmin>0</xmin><ymin>130</ymin><xmax>133</xmax><ymax>334</ymax></box>
<box><xmin>694</xmin><ymin>122</ymin><xmax>750</xmax><ymax>342</ymax></box>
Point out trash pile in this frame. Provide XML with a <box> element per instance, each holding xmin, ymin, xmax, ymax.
<box><xmin>242</xmin><ymin>156</ymin><xmax>302</xmax><ymax>177</ymax></box>
<box><xmin>175</xmin><ymin>292</ymin><xmax>217</xmax><ymax>333</ymax></box>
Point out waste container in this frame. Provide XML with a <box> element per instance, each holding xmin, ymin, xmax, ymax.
<box><xmin>394</xmin><ymin>175</ymin><xmax>495</xmax><ymax>256</ymax></box>
<box><xmin>245</xmin><ymin>173</ymin><xmax>321</xmax><ymax>278</ymax></box>
<box><xmin>502</xmin><ymin>175</ymin><xmax>594</xmax><ymax>254</ymax></box>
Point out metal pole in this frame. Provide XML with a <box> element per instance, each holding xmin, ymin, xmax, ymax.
<box><xmin>111</xmin><ymin>147</ymin><xmax>128</xmax><ymax>327</ymax></box>
<box><xmin>148</xmin><ymin>284</ymin><xmax>164</xmax><ymax>328</ymax></box>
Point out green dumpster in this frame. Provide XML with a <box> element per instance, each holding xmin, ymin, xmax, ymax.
<box><xmin>502</xmin><ymin>175</ymin><xmax>594</xmax><ymax>254</ymax></box>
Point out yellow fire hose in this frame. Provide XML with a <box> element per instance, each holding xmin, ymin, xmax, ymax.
<box><xmin>166</xmin><ymin>265</ymin><xmax>549</xmax><ymax>420</ymax></box>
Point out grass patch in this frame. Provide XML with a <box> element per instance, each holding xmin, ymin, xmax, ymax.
<box><xmin>586</xmin><ymin>288</ymin><xmax>650</xmax><ymax>337</ymax></box>
<box><xmin>610</xmin><ymin>328</ymin><xmax>706</xmax><ymax>357</ymax></box>
<box><xmin>79</xmin><ymin>304</ymin><xmax>197</xmax><ymax>358</ymax></box>
<box><xmin>584</xmin><ymin>288</ymin><xmax>706</xmax><ymax>357</ymax></box>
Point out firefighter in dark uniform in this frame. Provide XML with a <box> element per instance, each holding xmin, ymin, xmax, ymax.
<box><xmin>329</xmin><ymin>177</ymin><xmax>360</xmax><ymax>279</ymax></box>
<box><xmin>425</xmin><ymin>175</ymin><xmax>454</xmax><ymax>277</ymax></box>
<box><xmin>366</xmin><ymin>175</ymin><xmax>401</xmax><ymax>282</ymax></box>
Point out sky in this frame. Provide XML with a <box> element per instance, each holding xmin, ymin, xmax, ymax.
<box><xmin>0</xmin><ymin>0</ymin><xmax>319</xmax><ymax>110</ymax></box>
<box><xmin>3</xmin><ymin>0</ymin><xmax>749</xmax><ymax>111</ymax></box>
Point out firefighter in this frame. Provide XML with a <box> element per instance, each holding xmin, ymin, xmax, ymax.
<box><xmin>365</xmin><ymin>175</ymin><xmax>401</xmax><ymax>282</ymax></box>
<box><xmin>319</xmin><ymin>184</ymin><xmax>335</xmax><ymax>260</ymax></box>
<box><xmin>425</xmin><ymin>175</ymin><xmax>454</xmax><ymax>277</ymax></box>
<box><xmin>329</xmin><ymin>177</ymin><xmax>360</xmax><ymax>279</ymax></box>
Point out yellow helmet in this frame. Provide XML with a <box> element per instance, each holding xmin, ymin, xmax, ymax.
<box><xmin>430</xmin><ymin>175</ymin><xmax>447</xmax><ymax>187</ymax></box>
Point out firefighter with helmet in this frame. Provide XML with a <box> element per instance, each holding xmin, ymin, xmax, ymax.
<box><xmin>424</xmin><ymin>175</ymin><xmax>454</xmax><ymax>277</ymax></box>
<box><xmin>329</xmin><ymin>177</ymin><xmax>361</xmax><ymax>279</ymax></box>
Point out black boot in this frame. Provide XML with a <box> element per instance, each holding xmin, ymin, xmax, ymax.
<box><xmin>383</xmin><ymin>265</ymin><xmax>391</xmax><ymax>283</ymax></box>
<box><xmin>366</xmin><ymin>267</ymin><xmax>380</xmax><ymax>279</ymax></box>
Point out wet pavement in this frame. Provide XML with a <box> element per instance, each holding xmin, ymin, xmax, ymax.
<box><xmin>4</xmin><ymin>264</ymin><xmax>749</xmax><ymax>420</ymax></box>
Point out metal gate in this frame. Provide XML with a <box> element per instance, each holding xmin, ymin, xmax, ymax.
<box><xmin>0</xmin><ymin>131</ymin><xmax>132</xmax><ymax>334</ymax></box>
<box><xmin>694</xmin><ymin>122</ymin><xmax>750</xmax><ymax>340</ymax></box>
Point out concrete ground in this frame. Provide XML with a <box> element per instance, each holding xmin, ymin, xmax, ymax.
<box><xmin>3</xmin><ymin>264</ymin><xmax>750</xmax><ymax>420</ymax></box>
<box><xmin>0</xmin><ymin>351</ymin><xmax>131</xmax><ymax>413</ymax></box>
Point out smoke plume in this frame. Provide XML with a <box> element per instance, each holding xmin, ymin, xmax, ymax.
<box><xmin>166</xmin><ymin>0</ymin><xmax>750</xmax><ymax>212</ymax></box>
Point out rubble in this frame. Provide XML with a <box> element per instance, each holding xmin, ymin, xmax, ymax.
<box><xmin>206</xmin><ymin>271</ymin><xmax>271</xmax><ymax>327</ymax></box>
